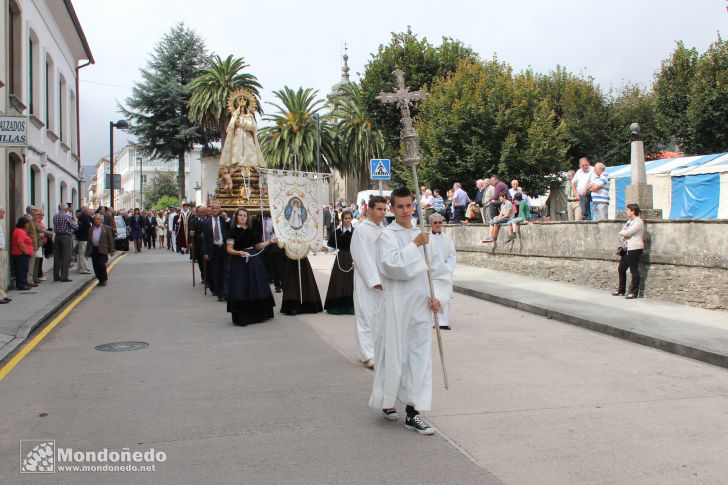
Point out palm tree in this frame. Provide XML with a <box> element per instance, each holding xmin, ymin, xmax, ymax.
<box><xmin>259</xmin><ymin>87</ymin><xmax>336</xmax><ymax>171</ymax></box>
<box><xmin>188</xmin><ymin>54</ymin><xmax>262</xmax><ymax>147</ymax></box>
<box><xmin>329</xmin><ymin>83</ymin><xmax>384</xmax><ymax>189</ymax></box>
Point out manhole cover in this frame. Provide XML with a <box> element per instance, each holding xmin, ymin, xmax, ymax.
<box><xmin>95</xmin><ymin>341</ymin><xmax>149</xmax><ymax>352</ymax></box>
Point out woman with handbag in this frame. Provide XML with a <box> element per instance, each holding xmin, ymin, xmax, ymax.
<box><xmin>613</xmin><ymin>204</ymin><xmax>644</xmax><ymax>299</ymax></box>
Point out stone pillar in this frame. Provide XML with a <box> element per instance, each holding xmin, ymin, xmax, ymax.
<box><xmin>619</xmin><ymin>134</ymin><xmax>663</xmax><ymax>220</ymax></box>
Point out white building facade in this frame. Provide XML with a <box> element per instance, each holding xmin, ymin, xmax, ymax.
<box><xmin>2</xmin><ymin>0</ymin><xmax>93</xmax><ymax>291</ymax></box>
<box><xmin>89</xmin><ymin>145</ymin><xmax>210</xmax><ymax>210</ymax></box>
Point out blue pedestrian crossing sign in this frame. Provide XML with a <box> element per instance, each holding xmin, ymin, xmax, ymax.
<box><xmin>370</xmin><ymin>159</ymin><xmax>391</xmax><ymax>180</ymax></box>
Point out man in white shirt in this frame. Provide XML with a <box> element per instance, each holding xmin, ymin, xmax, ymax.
<box><xmin>450</xmin><ymin>183</ymin><xmax>470</xmax><ymax>224</ymax></box>
<box><xmin>167</xmin><ymin>208</ymin><xmax>178</xmax><ymax>252</ymax></box>
<box><xmin>428</xmin><ymin>213</ymin><xmax>456</xmax><ymax>330</ymax></box>
<box><xmin>350</xmin><ymin>196</ymin><xmax>387</xmax><ymax>368</ymax></box>
<box><xmin>370</xmin><ymin>187</ymin><xmax>452</xmax><ymax>435</ymax></box>
<box><xmin>572</xmin><ymin>157</ymin><xmax>596</xmax><ymax>220</ymax></box>
<box><xmin>589</xmin><ymin>162</ymin><xmax>610</xmax><ymax>221</ymax></box>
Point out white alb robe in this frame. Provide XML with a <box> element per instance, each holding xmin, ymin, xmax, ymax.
<box><xmin>369</xmin><ymin>222</ymin><xmax>453</xmax><ymax>411</ymax></box>
<box><xmin>430</xmin><ymin>232</ymin><xmax>457</xmax><ymax>327</ymax></box>
<box><xmin>350</xmin><ymin>219</ymin><xmax>383</xmax><ymax>362</ymax></box>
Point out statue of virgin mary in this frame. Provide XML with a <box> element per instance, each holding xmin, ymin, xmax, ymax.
<box><xmin>219</xmin><ymin>89</ymin><xmax>265</xmax><ymax>167</ymax></box>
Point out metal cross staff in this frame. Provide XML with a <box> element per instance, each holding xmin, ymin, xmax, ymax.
<box><xmin>377</xmin><ymin>68</ymin><xmax>449</xmax><ymax>390</ymax></box>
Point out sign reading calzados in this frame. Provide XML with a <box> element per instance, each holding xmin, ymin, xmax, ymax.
<box><xmin>0</xmin><ymin>116</ymin><xmax>28</xmax><ymax>146</ymax></box>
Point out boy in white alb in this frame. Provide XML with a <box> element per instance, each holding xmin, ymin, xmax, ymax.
<box><xmin>350</xmin><ymin>196</ymin><xmax>387</xmax><ymax>368</ymax></box>
<box><xmin>370</xmin><ymin>187</ymin><xmax>452</xmax><ymax>435</ymax></box>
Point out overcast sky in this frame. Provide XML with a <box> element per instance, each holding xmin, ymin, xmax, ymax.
<box><xmin>72</xmin><ymin>0</ymin><xmax>727</xmax><ymax>166</ymax></box>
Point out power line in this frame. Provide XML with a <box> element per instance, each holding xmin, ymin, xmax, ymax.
<box><xmin>80</xmin><ymin>79</ymin><xmax>132</xmax><ymax>89</ymax></box>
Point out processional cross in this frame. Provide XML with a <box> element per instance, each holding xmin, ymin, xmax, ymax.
<box><xmin>377</xmin><ymin>69</ymin><xmax>449</xmax><ymax>390</ymax></box>
<box><xmin>376</xmin><ymin>69</ymin><xmax>428</xmax><ymax>167</ymax></box>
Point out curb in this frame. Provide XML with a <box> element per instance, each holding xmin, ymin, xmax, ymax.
<box><xmin>0</xmin><ymin>254</ymin><xmax>121</xmax><ymax>363</ymax></box>
<box><xmin>453</xmin><ymin>284</ymin><xmax>728</xmax><ymax>370</ymax></box>
<box><xmin>15</xmin><ymin>274</ymin><xmax>97</xmax><ymax>339</ymax></box>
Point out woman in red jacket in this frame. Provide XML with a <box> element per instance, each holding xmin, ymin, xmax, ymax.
<box><xmin>11</xmin><ymin>218</ymin><xmax>34</xmax><ymax>290</ymax></box>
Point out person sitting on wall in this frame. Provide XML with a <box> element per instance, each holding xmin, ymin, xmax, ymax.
<box><xmin>505</xmin><ymin>192</ymin><xmax>530</xmax><ymax>242</ymax></box>
<box><xmin>481</xmin><ymin>192</ymin><xmax>514</xmax><ymax>243</ymax></box>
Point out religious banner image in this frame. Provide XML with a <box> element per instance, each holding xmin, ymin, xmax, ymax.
<box><xmin>265</xmin><ymin>170</ymin><xmax>325</xmax><ymax>260</ymax></box>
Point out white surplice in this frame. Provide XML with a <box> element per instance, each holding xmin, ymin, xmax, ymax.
<box><xmin>430</xmin><ymin>232</ymin><xmax>457</xmax><ymax>327</ymax></box>
<box><xmin>350</xmin><ymin>219</ymin><xmax>384</xmax><ymax>362</ymax></box>
<box><xmin>369</xmin><ymin>222</ymin><xmax>453</xmax><ymax>411</ymax></box>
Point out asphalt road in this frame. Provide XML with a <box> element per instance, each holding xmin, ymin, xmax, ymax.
<box><xmin>0</xmin><ymin>250</ymin><xmax>499</xmax><ymax>484</ymax></box>
<box><xmin>3</xmin><ymin>250</ymin><xmax>728</xmax><ymax>484</ymax></box>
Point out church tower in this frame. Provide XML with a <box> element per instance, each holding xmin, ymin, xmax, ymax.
<box><xmin>329</xmin><ymin>43</ymin><xmax>352</xmax><ymax>104</ymax></box>
<box><xmin>327</xmin><ymin>44</ymin><xmax>360</xmax><ymax>205</ymax></box>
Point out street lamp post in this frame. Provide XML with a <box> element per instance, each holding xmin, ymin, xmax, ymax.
<box><xmin>108</xmin><ymin>119</ymin><xmax>129</xmax><ymax>208</ymax></box>
<box><xmin>138</xmin><ymin>156</ymin><xmax>143</xmax><ymax>209</ymax></box>
<box><xmin>312</xmin><ymin>113</ymin><xmax>321</xmax><ymax>173</ymax></box>
<box><xmin>290</xmin><ymin>142</ymin><xmax>300</xmax><ymax>172</ymax></box>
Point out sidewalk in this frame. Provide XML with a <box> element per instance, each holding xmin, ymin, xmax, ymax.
<box><xmin>453</xmin><ymin>264</ymin><xmax>728</xmax><ymax>368</ymax></box>
<box><xmin>0</xmin><ymin>260</ymin><xmax>101</xmax><ymax>362</ymax></box>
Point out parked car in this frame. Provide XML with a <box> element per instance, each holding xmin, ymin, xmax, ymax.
<box><xmin>113</xmin><ymin>215</ymin><xmax>129</xmax><ymax>251</ymax></box>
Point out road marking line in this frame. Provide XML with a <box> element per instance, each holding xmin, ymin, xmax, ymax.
<box><xmin>0</xmin><ymin>254</ymin><xmax>127</xmax><ymax>381</ymax></box>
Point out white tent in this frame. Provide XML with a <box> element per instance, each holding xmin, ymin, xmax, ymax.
<box><xmin>607</xmin><ymin>153</ymin><xmax>728</xmax><ymax>219</ymax></box>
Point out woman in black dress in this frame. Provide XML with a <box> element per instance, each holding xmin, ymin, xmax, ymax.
<box><xmin>280</xmin><ymin>254</ymin><xmax>324</xmax><ymax>315</ymax></box>
<box><xmin>226</xmin><ymin>208</ymin><xmax>276</xmax><ymax>326</ymax></box>
<box><xmin>323</xmin><ymin>210</ymin><xmax>355</xmax><ymax>315</ymax></box>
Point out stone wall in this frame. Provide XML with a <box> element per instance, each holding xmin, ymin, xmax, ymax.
<box><xmin>442</xmin><ymin>220</ymin><xmax>728</xmax><ymax>310</ymax></box>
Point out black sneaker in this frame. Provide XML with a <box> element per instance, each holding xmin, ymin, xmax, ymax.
<box><xmin>404</xmin><ymin>414</ymin><xmax>434</xmax><ymax>435</ymax></box>
<box><xmin>383</xmin><ymin>408</ymin><xmax>399</xmax><ymax>421</ymax></box>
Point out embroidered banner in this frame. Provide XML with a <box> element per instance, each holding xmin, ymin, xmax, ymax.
<box><xmin>264</xmin><ymin>169</ymin><xmax>326</xmax><ymax>260</ymax></box>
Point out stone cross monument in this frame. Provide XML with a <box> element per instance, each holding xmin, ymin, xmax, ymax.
<box><xmin>621</xmin><ymin>123</ymin><xmax>663</xmax><ymax>219</ymax></box>
<box><xmin>377</xmin><ymin>68</ymin><xmax>449</xmax><ymax>390</ymax></box>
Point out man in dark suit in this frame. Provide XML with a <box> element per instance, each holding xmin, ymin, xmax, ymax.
<box><xmin>201</xmin><ymin>204</ymin><xmax>228</xmax><ymax>302</ymax></box>
<box><xmin>143</xmin><ymin>211</ymin><xmax>157</xmax><ymax>249</ymax></box>
<box><xmin>323</xmin><ymin>205</ymin><xmax>332</xmax><ymax>239</ymax></box>
<box><xmin>190</xmin><ymin>205</ymin><xmax>208</xmax><ymax>283</ymax></box>
<box><xmin>86</xmin><ymin>213</ymin><xmax>115</xmax><ymax>286</ymax></box>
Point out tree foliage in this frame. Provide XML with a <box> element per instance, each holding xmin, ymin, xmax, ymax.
<box><xmin>685</xmin><ymin>35</ymin><xmax>728</xmax><ymax>153</ymax></box>
<box><xmin>259</xmin><ymin>87</ymin><xmax>338</xmax><ymax>171</ymax></box>
<box><xmin>119</xmin><ymin>22</ymin><xmax>213</xmax><ymax>201</ymax></box>
<box><xmin>359</xmin><ymin>27</ymin><xmax>479</xmax><ymax>184</ymax></box>
<box><xmin>537</xmin><ymin>67</ymin><xmax>610</xmax><ymax>164</ymax></box>
<box><xmin>653</xmin><ymin>41</ymin><xmax>699</xmax><ymax>150</ymax></box>
<box><xmin>154</xmin><ymin>195</ymin><xmax>180</xmax><ymax>211</ymax></box>
<box><xmin>145</xmin><ymin>171</ymin><xmax>178</xmax><ymax>209</ymax></box>
<box><xmin>604</xmin><ymin>84</ymin><xmax>663</xmax><ymax>164</ymax></box>
<box><xmin>654</xmin><ymin>34</ymin><xmax>728</xmax><ymax>154</ymax></box>
<box><xmin>188</xmin><ymin>54</ymin><xmax>262</xmax><ymax>147</ymax></box>
<box><xmin>329</xmin><ymin>82</ymin><xmax>385</xmax><ymax>187</ymax></box>
<box><xmin>416</xmin><ymin>60</ymin><xmax>569</xmax><ymax>194</ymax></box>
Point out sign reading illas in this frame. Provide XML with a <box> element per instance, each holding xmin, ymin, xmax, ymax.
<box><xmin>0</xmin><ymin>116</ymin><xmax>28</xmax><ymax>146</ymax></box>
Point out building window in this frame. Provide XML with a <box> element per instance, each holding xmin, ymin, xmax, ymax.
<box><xmin>59</xmin><ymin>76</ymin><xmax>66</xmax><ymax>141</ymax></box>
<box><xmin>30</xmin><ymin>167</ymin><xmax>36</xmax><ymax>205</ymax></box>
<box><xmin>45</xmin><ymin>60</ymin><xmax>50</xmax><ymax>126</ymax></box>
<box><xmin>45</xmin><ymin>56</ymin><xmax>56</xmax><ymax>131</ymax></box>
<box><xmin>70</xmin><ymin>91</ymin><xmax>78</xmax><ymax>153</ymax></box>
<box><xmin>9</xmin><ymin>1</ymin><xmax>22</xmax><ymax>96</ymax></box>
<box><xmin>28</xmin><ymin>38</ymin><xmax>34</xmax><ymax>113</ymax></box>
<box><xmin>28</xmin><ymin>31</ymin><xmax>40</xmax><ymax>117</ymax></box>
